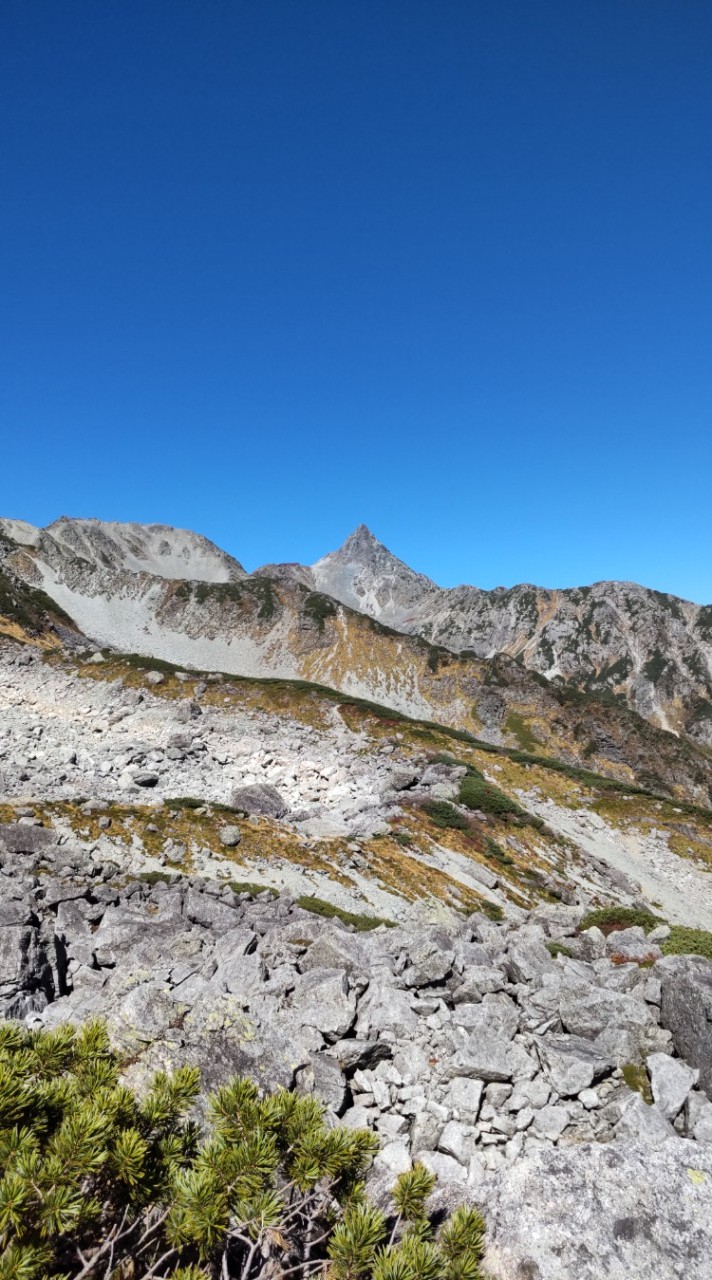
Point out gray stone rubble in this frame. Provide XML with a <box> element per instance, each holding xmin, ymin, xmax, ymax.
<box><xmin>2</xmin><ymin>818</ymin><xmax>712</xmax><ymax>1275</ymax></box>
<box><xmin>0</xmin><ymin>644</ymin><xmax>694</xmax><ymax>929</ymax></box>
<box><xmin>2</xmin><ymin>818</ymin><xmax>712</xmax><ymax>1164</ymax></box>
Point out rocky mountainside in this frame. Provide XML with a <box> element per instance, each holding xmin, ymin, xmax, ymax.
<box><xmin>0</xmin><ymin>515</ymin><xmax>245</xmax><ymax>582</ymax></box>
<box><xmin>267</xmin><ymin>525</ymin><xmax>712</xmax><ymax>745</ymax></box>
<box><xmin>3</xmin><ymin>516</ymin><xmax>712</xmax><ymax>809</ymax></box>
<box><xmin>2</xmin><ymin>805</ymin><xmax>712</xmax><ymax>1279</ymax></box>
<box><xmin>4</xmin><ymin>641</ymin><xmax>712</xmax><ymax>929</ymax></box>
<box><xmin>3</xmin><ymin>520</ymin><xmax>712</xmax><ymax>1278</ymax></box>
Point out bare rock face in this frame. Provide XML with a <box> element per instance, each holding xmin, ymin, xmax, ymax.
<box><xmin>310</xmin><ymin>524</ymin><xmax>441</xmax><ymax>625</ymax></box>
<box><xmin>659</xmin><ymin>955</ymin><xmax>712</xmax><ymax>1094</ymax></box>
<box><xmin>32</xmin><ymin>517</ymin><xmax>246</xmax><ymax>582</ymax></box>
<box><xmin>482</xmin><ymin>1140</ymin><xmax>712</xmax><ymax>1280</ymax></box>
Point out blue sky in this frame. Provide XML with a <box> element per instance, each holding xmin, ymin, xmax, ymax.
<box><xmin>1</xmin><ymin>1</ymin><xmax>711</xmax><ymax>600</ymax></box>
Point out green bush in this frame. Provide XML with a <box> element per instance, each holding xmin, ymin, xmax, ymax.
<box><xmin>457</xmin><ymin>773</ymin><xmax>526</xmax><ymax>821</ymax></box>
<box><xmin>165</xmin><ymin>797</ymin><xmax>238</xmax><ymax>814</ymax></box>
<box><xmin>228</xmin><ymin>880</ymin><xmax>278</xmax><ymax>899</ymax></box>
<box><xmin>483</xmin><ymin>837</ymin><xmax>515</xmax><ymax>867</ymax></box>
<box><xmin>661</xmin><ymin>926</ymin><xmax>712</xmax><ymax>961</ymax></box>
<box><xmin>139</xmin><ymin>870</ymin><xmax>174</xmax><ymax>886</ymax></box>
<box><xmin>0</xmin><ymin>1022</ymin><xmax>487</xmax><ymax>1280</ymax></box>
<box><xmin>578</xmin><ymin>906</ymin><xmax>661</xmax><ymax>935</ymax></box>
<box><xmin>421</xmin><ymin>800</ymin><xmax>470</xmax><ymax>831</ymax></box>
<box><xmin>392</xmin><ymin>830</ymin><xmax>414</xmax><ymax>847</ymax></box>
<box><xmin>303</xmin><ymin>592</ymin><xmax>337</xmax><ymax>630</ymax></box>
<box><xmin>546</xmin><ymin>940</ymin><xmax>573</xmax><ymax>959</ymax></box>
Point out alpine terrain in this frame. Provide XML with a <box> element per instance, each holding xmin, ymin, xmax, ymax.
<box><xmin>1</xmin><ymin>513</ymin><xmax>712</xmax><ymax>1279</ymax></box>
<box><xmin>266</xmin><ymin>524</ymin><xmax>712</xmax><ymax>745</ymax></box>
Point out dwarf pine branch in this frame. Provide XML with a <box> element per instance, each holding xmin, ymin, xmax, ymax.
<box><xmin>0</xmin><ymin>1020</ymin><xmax>488</xmax><ymax>1280</ymax></box>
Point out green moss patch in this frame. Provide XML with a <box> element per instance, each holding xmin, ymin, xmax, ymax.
<box><xmin>622</xmin><ymin>1062</ymin><xmax>653</xmax><ymax>1105</ymax></box>
<box><xmin>296</xmin><ymin>895</ymin><xmax>395</xmax><ymax>931</ymax></box>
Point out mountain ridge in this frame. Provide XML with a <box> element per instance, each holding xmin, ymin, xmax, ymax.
<box><xmin>261</xmin><ymin>525</ymin><xmax>712</xmax><ymax>744</ymax></box>
<box><xmin>4</xmin><ymin>514</ymin><xmax>712</xmax><ymax>757</ymax></box>
<box><xmin>2</xmin><ymin>514</ymin><xmax>712</xmax><ymax>809</ymax></box>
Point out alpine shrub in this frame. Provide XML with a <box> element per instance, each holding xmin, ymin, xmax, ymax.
<box><xmin>0</xmin><ymin>1021</ymin><xmax>488</xmax><ymax>1280</ymax></box>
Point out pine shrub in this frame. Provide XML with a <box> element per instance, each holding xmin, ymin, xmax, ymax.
<box><xmin>661</xmin><ymin>926</ymin><xmax>712</xmax><ymax>961</ymax></box>
<box><xmin>421</xmin><ymin>801</ymin><xmax>470</xmax><ymax>831</ymax></box>
<box><xmin>0</xmin><ymin>1021</ymin><xmax>488</xmax><ymax>1280</ymax></box>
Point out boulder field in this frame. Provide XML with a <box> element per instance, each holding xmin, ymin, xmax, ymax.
<box><xmin>2</xmin><ymin>817</ymin><xmax>712</xmax><ymax>1279</ymax></box>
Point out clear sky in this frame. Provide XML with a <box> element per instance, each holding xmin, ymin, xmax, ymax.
<box><xmin>1</xmin><ymin>2</ymin><xmax>711</xmax><ymax>601</ymax></box>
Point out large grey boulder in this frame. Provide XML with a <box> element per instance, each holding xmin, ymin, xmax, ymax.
<box><xmin>357</xmin><ymin>978</ymin><xmax>418</xmax><ymax>1038</ymax></box>
<box><xmin>692</xmin><ymin>1100</ymin><xmax>712</xmax><ymax>1143</ymax></box>
<box><xmin>92</xmin><ymin>907</ymin><xmax>199</xmax><ymax>970</ymax></box>
<box><xmin>0</xmin><ymin>822</ymin><xmax>59</xmax><ymax>855</ymax></box>
<box><xmin>565</xmin><ymin>926</ymin><xmax>607</xmax><ymax>962</ymax></box>
<box><xmin>451</xmin><ymin>965</ymin><xmax>505</xmax><ymax>1002</ymax></box>
<box><xmin>658</xmin><ymin>955</ymin><xmax>712</xmax><ymax>1095</ymax></box>
<box><xmin>530</xmin><ymin>903</ymin><xmax>584</xmax><ymax>937</ymax></box>
<box><xmin>482</xmin><ymin>1139</ymin><xmax>712</xmax><ymax>1280</ymax></box>
<box><xmin>531</xmin><ymin>1102</ymin><xmax>570</xmax><ymax>1141</ymax></box>
<box><xmin>506</xmin><ymin>928</ymin><xmax>557</xmax><ymax>987</ymax></box>
<box><xmin>215</xmin><ymin>951</ymin><xmax>267</xmax><ymax>999</ymax></box>
<box><xmin>604</xmin><ymin>927</ymin><xmax>662</xmax><ymax>964</ymax></box>
<box><xmin>614</xmin><ymin>1093</ymin><xmax>677</xmax><ymax>1145</ymax></box>
<box><xmin>454</xmin><ymin>992</ymin><xmax>518</xmax><ymax>1041</ymax></box>
<box><xmin>218</xmin><ymin>825</ymin><xmax>241</xmax><ymax>848</ymax></box>
<box><xmin>298</xmin><ymin>926</ymin><xmax>371</xmax><ymax>977</ymax></box>
<box><xmin>401</xmin><ymin>927</ymin><xmax>454</xmax><ymax>987</ymax></box>
<box><xmin>560</xmin><ymin>986</ymin><xmax>655</xmax><ymax>1044</ymax></box>
<box><xmin>115</xmin><ymin>981</ymin><xmax>180</xmax><ymax>1046</ymax></box>
<box><xmin>327</xmin><ymin>1038</ymin><xmax>391</xmax><ymax>1071</ymax></box>
<box><xmin>184</xmin><ymin>888</ymin><xmax>242</xmax><ymax>932</ymax></box>
<box><xmin>446</xmin><ymin>1076</ymin><xmax>484</xmax><ymax>1121</ymax></box>
<box><xmin>448</xmin><ymin>1029</ymin><xmax>519</xmax><ymax>1080</ymax></box>
<box><xmin>229</xmin><ymin>784</ymin><xmax>290</xmax><ymax>819</ymax></box>
<box><xmin>0</xmin><ymin>924</ymin><xmax>53</xmax><ymax>1015</ymax></box>
<box><xmin>295</xmin><ymin>1052</ymin><xmax>348</xmax><ymax>1114</ymax></box>
<box><xmin>290</xmin><ymin>967</ymin><xmax>356</xmax><ymax>1042</ymax></box>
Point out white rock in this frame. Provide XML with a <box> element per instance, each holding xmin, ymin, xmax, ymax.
<box><xmin>446</xmin><ymin>1076</ymin><xmax>484</xmax><ymax>1120</ymax></box>
<box><xmin>437</xmin><ymin>1120</ymin><xmax>478</xmax><ymax>1165</ymax></box>
<box><xmin>646</xmin><ymin>1052</ymin><xmax>699</xmax><ymax>1120</ymax></box>
<box><xmin>578</xmin><ymin>1088</ymin><xmax>600</xmax><ymax>1110</ymax></box>
<box><xmin>375</xmin><ymin>1141</ymin><xmax>412</xmax><ymax>1176</ymax></box>
<box><xmin>531</xmin><ymin>1104</ymin><xmax>570</xmax><ymax>1142</ymax></box>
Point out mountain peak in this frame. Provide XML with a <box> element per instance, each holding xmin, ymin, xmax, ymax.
<box><xmin>310</xmin><ymin>526</ymin><xmax>437</xmax><ymax>626</ymax></box>
<box><xmin>339</xmin><ymin>524</ymin><xmax>381</xmax><ymax>554</ymax></box>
